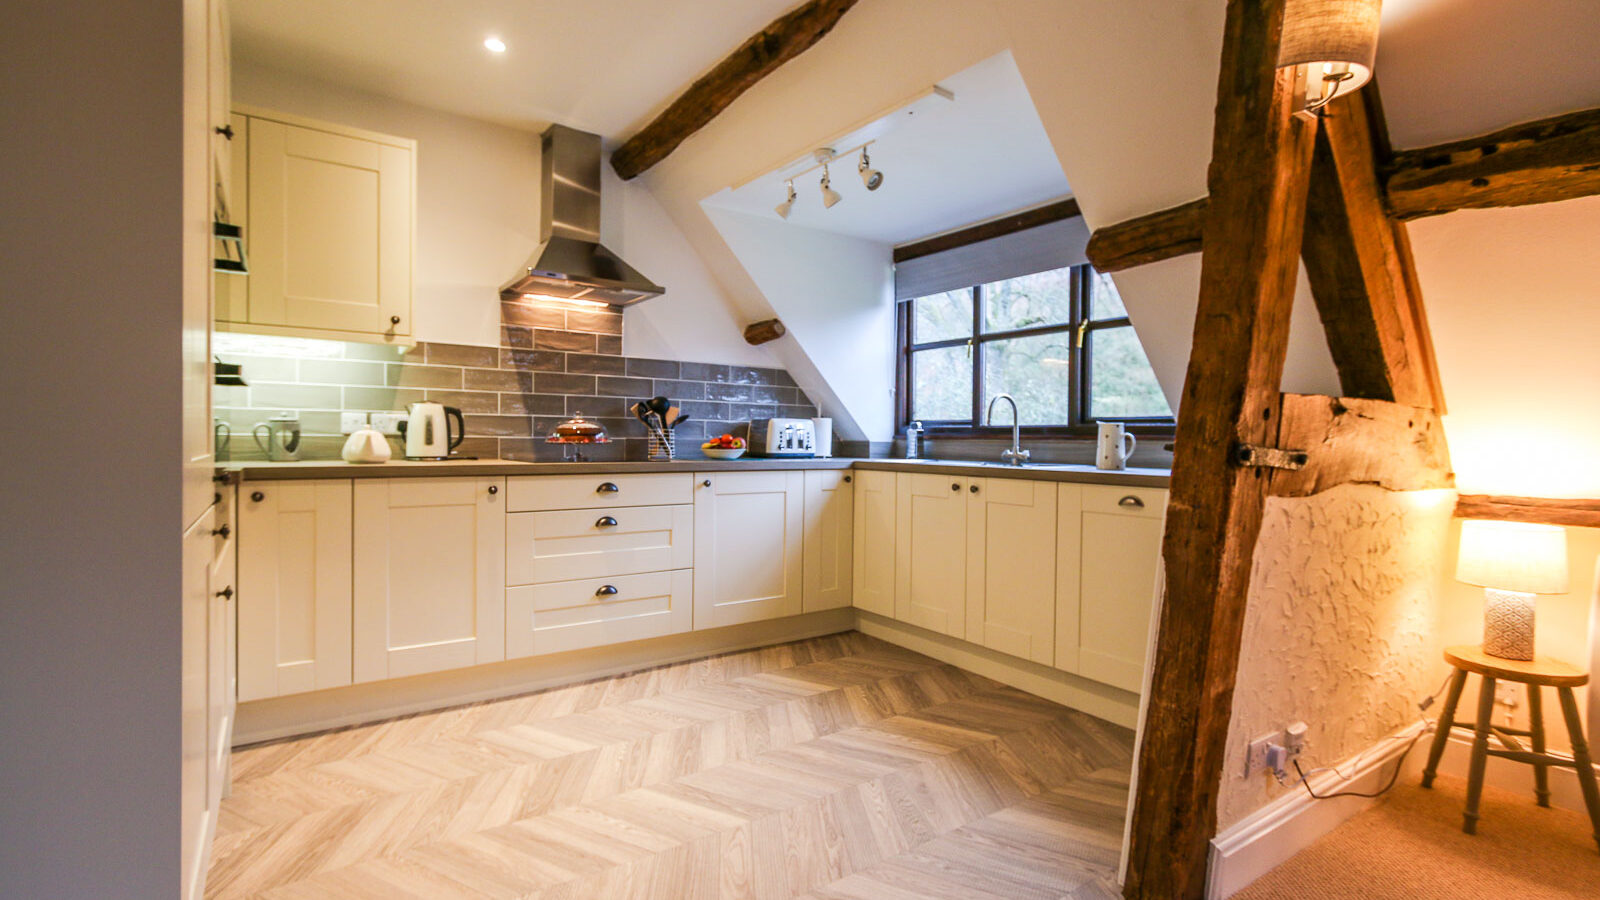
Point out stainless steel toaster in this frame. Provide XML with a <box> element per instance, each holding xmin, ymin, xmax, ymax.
<box><xmin>749</xmin><ymin>417</ymin><xmax>816</xmax><ymax>457</ymax></box>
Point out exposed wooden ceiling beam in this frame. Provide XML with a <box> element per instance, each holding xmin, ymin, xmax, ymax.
<box><xmin>1082</xmin><ymin>197</ymin><xmax>1206</xmax><ymax>273</ymax></box>
<box><xmin>1087</xmin><ymin>104</ymin><xmax>1600</xmax><ymax>268</ymax></box>
<box><xmin>892</xmin><ymin>198</ymin><xmax>1080</xmax><ymax>264</ymax></box>
<box><xmin>1385</xmin><ymin>107</ymin><xmax>1600</xmax><ymax>219</ymax></box>
<box><xmin>609</xmin><ymin>0</ymin><xmax>859</xmax><ymax>180</ymax></box>
<box><xmin>1301</xmin><ymin>91</ymin><xmax>1445</xmax><ymax>410</ymax></box>
<box><xmin>1123</xmin><ymin>2</ymin><xmax>1317</xmax><ymax>897</ymax></box>
<box><xmin>1455</xmin><ymin>495</ymin><xmax>1600</xmax><ymax>529</ymax></box>
<box><xmin>1268</xmin><ymin>394</ymin><xmax>1453</xmax><ymax>497</ymax></box>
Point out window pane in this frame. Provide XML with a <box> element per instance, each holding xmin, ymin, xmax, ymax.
<box><xmin>913</xmin><ymin>290</ymin><xmax>973</xmax><ymax>343</ymax></box>
<box><xmin>982</xmin><ymin>332</ymin><xmax>1073</xmax><ymax>425</ymax></box>
<box><xmin>1089</xmin><ymin>269</ymin><xmax>1127</xmax><ymax>320</ymax></box>
<box><xmin>1089</xmin><ymin>326</ymin><xmax>1172</xmax><ymax>418</ymax></box>
<box><xmin>983</xmin><ymin>268</ymin><xmax>1072</xmax><ymax>333</ymax></box>
<box><xmin>911</xmin><ymin>345</ymin><xmax>972</xmax><ymax>421</ymax></box>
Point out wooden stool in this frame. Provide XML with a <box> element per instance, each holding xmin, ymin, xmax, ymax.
<box><xmin>1420</xmin><ymin>645</ymin><xmax>1600</xmax><ymax>852</ymax></box>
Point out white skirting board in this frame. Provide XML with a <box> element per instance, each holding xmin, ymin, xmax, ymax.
<box><xmin>854</xmin><ymin>611</ymin><xmax>1142</xmax><ymax>729</ymax></box>
<box><xmin>1207</xmin><ymin>721</ymin><xmax>1430</xmax><ymax>900</ymax></box>
<box><xmin>235</xmin><ymin>608</ymin><xmax>855</xmax><ymax>745</ymax></box>
<box><xmin>1207</xmin><ymin>720</ymin><xmax>1600</xmax><ymax>899</ymax></box>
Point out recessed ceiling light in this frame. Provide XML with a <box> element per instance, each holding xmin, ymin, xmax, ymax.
<box><xmin>483</xmin><ymin>36</ymin><xmax>507</xmax><ymax>53</ymax></box>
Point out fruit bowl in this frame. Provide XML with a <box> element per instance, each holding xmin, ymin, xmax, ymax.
<box><xmin>701</xmin><ymin>447</ymin><xmax>746</xmax><ymax>460</ymax></box>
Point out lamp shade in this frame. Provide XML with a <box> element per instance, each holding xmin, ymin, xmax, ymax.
<box><xmin>1278</xmin><ymin>0</ymin><xmax>1382</xmax><ymax>91</ymax></box>
<box><xmin>1455</xmin><ymin>519</ymin><xmax>1569</xmax><ymax>595</ymax></box>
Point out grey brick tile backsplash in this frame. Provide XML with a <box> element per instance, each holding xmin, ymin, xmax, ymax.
<box><xmin>212</xmin><ymin>324</ymin><xmax>818</xmax><ymax>461</ymax></box>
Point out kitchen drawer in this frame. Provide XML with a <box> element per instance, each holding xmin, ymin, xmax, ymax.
<box><xmin>1080</xmin><ymin>484</ymin><xmax>1167</xmax><ymax>518</ymax></box>
<box><xmin>507</xmin><ymin>473</ymin><xmax>694</xmax><ymax>512</ymax></box>
<box><xmin>506</xmin><ymin>569</ymin><xmax>693</xmax><ymax>658</ymax></box>
<box><xmin>506</xmin><ymin>504</ymin><xmax>693</xmax><ymax>585</ymax></box>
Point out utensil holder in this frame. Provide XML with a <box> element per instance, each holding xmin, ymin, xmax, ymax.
<box><xmin>646</xmin><ymin>416</ymin><xmax>675</xmax><ymax>460</ymax></box>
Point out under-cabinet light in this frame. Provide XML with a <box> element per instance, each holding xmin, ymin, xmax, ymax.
<box><xmin>521</xmin><ymin>293</ymin><xmax>612</xmax><ymax>310</ymax></box>
<box><xmin>484</xmin><ymin>36</ymin><xmax>507</xmax><ymax>53</ymax></box>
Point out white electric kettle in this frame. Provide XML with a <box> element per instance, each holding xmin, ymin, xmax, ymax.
<box><xmin>401</xmin><ymin>401</ymin><xmax>465</xmax><ymax>459</ymax></box>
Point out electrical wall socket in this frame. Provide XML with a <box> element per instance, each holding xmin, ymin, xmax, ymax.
<box><xmin>370</xmin><ymin>412</ymin><xmax>405</xmax><ymax>435</ymax></box>
<box><xmin>340</xmin><ymin>412</ymin><xmax>368</xmax><ymax>434</ymax></box>
<box><xmin>1494</xmin><ymin>682</ymin><xmax>1520</xmax><ymax>709</ymax></box>
<box><xmin>1245</xmin><ymin>732</ymin><xmax>1283</xmax><ymax>776</ymax></box>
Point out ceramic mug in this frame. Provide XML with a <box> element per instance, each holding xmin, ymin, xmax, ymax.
<box><xmin>1096</xmin><ymin>422</ymin><xmax>1137</xmax><ymax>470</ymax></box>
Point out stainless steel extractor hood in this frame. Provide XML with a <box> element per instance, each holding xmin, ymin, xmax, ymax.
<box><xmin>500</xmin><ymin>124</ymin><xmax>665</xmax><ymax>307</ymax></box>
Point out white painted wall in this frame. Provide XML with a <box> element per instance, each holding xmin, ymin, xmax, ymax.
<box><xmin>1</xmin><ymin>1</ymin><xmax>187</xmax><ymax>896</ymax></box>
<box><xmin>637</xmin><ymin>0</ymin><xmax>1340</xmax><ymax>431</ymax></box>
<box><xmin>705</xmin><ymin>210</ymin><xmax>896</xmax><ymax>440</ymax></box>
<box><xmin>232</xmin><ymin>60</ymin><xmax>774</xmax><ymax>365</ymax></box>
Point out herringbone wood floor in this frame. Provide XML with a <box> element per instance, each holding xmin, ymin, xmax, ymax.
<box><xmin>208</xmin><ymin>632</ymin><xmax>1134</xmax><ymax>899</ymax></box>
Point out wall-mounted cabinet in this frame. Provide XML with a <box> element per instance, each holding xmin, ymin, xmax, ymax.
<box><xmin>216</xmin><ymin>106</ymin><xmax>415</xmax><ymax>344</ymax></box>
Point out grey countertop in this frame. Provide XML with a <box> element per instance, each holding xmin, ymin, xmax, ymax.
<box><xmin>229</xmin><ymin>457</ymin><xmax>1169</xmax><ymax>486</ymax></box>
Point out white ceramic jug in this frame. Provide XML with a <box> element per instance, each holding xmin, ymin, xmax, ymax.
<box><xmin>342</xmin><ymin>424</ymin><xmax>392</xmax><ymax>464</ymax></box>
<box><xmin>1095</xmin><ymin>422</ymin><xmax>1137</xmax><ymax>470</ymax></box>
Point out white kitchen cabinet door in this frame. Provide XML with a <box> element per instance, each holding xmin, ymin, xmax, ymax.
<box><xmin>353</xmin><ymin>477</ymin><xmax>505</xmax><ymax>682</ymax></box>
<box><xmin>964</xmin><ymin>478</ymin><xmax>1057</xmax><ymax>664</ymax></box>
<box><xmin>237</xmin><ymin>479</ymin><xmax>353</xmax><ymax>701</ymax></box>
<box><xmin>207</xmin><ymin>487</ymin><xmax>236</xmax><ymax>811</ymax></box>
<box><xmin>245</xmin><ymin>113</ymin><xmax>413</xmax><ymax>338</ymax></box>
<box><xmin>894</xmin><ymin>473</ymin><xmax>969</xmax><ymax>639</ymax></box>
<box><xmin>181</xmin><ymin>508</ymin><xmax>213</xmax><ymax>900</ymax></box>
<box><xmin>1053</xmin><ymin>484</ymin><xmax>1084</xmax><ymax>673</ymax></box>
<box><xmin>851</xmin><ymin>469</ymin><xmax>896</xmax><ymax>618</ymax></box>
<box><xmin>214</xmin><ymin>111</ymin><xmax>249</xmax><ymax>324</ymax></box>
<box><xmin>802</xmin><ymin>469</ymin><xmax>853</xmax><ymax>612</ymax></box>
<box><xmin>1072</xmin><ymin>485</ymin><xmax>1167</xmax><ymax>692</ymax></box>
<box><xmin>693</xmin><ymin>471</ymin><xmax>804</xmax><ymax>629</ymax></box>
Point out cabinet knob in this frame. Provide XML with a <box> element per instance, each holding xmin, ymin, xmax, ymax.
<box><xmin>1118</xmin><ymin>495</ymin><xmax>1145</xmax><ymax>509</ymax></box>
<box><xmin>597</xmin><ymin>482</ymin><xmax>620</xmax><ymax>493</ymax></box>
<box><xmin>211</xmin><ymin>524</ymin><xmax>231</xmax><ymax>539</ymax></box>
<box><xmin>843</xmin><ymin>475</ymin><xmax>852</xmax><ymax>483</ymax></box>
<box><xmin>216</xmin><ymin>586</ymin><xmax>234</xmax><ymax>600</ymax></box>
<box><xmin>595</xmin><ymin>516</ymin><xmax>618</xmax><ymax>528</ymax></box>
<box><xmin>595</xmin><ymin>585</ymin><xmax>619</xmax><ymax>598</ymax></box>
<box><xmin>215</xmin><ymin>124</ymin><xmax>234</xmax><ymax>140</ymax></box>
<box><xmin>970</xmin><ymin>484</ymin><xmax>979</xmax><ymax>494</ymax></box>
<box><xmin>487</xmin><ymin>484</ymin><xmax>499</xmax><ymax>495</ymax></box>
<box><xmin>702</xmin><ymin>479</ymin><xmax>712</xmax><ymax>488</ymax></box>
<box><xmin>951</xmin><ymin>483</ymin><xmax>960</xmax><ymax>491</ymax></box>
<box><xmin>250</xmin><ymin>491</ymin><xmax>265</xmax><ymax>503</ymax></box>
<box><xmin>390</xmin><ymin>315</ymin><xmax>401</xmax><ymax>326</ymax></box>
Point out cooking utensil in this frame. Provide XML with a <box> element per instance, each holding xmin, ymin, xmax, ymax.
<box><xmin>669</xmin><ymin>413</ymin><xmax>690</xmax><ymax>429</ymax></box>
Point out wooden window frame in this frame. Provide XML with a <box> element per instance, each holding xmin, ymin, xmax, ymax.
<box><xmin>895</xmin><ymin>265</ymin><xmax>1176</xmax><ymax>439</ymax></box>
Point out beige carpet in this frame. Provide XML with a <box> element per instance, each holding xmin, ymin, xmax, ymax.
<box><xmin>1236</xmin><ymin>776</ymin><xmax>1600</xmax><ymax>900</ymax></box>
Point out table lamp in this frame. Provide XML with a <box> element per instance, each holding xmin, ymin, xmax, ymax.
<box><xmin>1455</xmin><ymin>519</ymin><xmax>1569</xmax><ymax>660</ymax></box>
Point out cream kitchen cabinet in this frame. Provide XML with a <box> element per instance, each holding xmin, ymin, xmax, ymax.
<box><xmin>894</xmin><ymin>473</ymin><xmax>970</xmax><ymax>638</ymax></box>
<box><xmin>802</xmin><ymin>469</ymin><xmax>853</xmax><ymax>612</ymax></box>
<box><xmin>353</xmin><ymin>477</ymin><xmax>505</xmax><ymax>682</ymax></box>
<box><xmin>1056</xmin><ymin>484</ymin><xmax>1167</xmax><ymax>691</ymax></box>
<box><xmin>964</xmin><ymin>477</ymin><xmax>1058</xmax><ymax>665</ymax></box>
<box><xmin>237</xmin><ymin>479</ymin><xmax>353</xmax><ymax>700</ymax></box>
<box><xmin>218</xmin><ymin>107</ymin><xmax>415</xmax><ymax>343</ymax></box>
<box><xmin>693</xmin><ymin>470</ymin><xmax>804</xmax><ymax>629</ymax></box>
<box><xmin>851</xmin><ymin>469</ymin><xmax>896</xmax><ymax>618</ymax></box>
<box><xmin>207</xmin><ymin>486</ymin><xmax>237</xmax><ymax>809</ymax></box>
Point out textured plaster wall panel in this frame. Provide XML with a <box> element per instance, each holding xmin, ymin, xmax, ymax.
<box><xmin>1219</xmin><ymin>485</ymin><xmax>1457</xmax><ymax>829</ymax></box>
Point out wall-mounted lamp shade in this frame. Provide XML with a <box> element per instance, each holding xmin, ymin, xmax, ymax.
<box><xmin>1278</xmin><ymin>0</ymin><xmax>1381</xmax><ymax>110</ymax></box>
<box><xmin>774</xmin><ymin>180</ymin><xmax>796</xmax><ymax>219</ymax></box>
<box><xmin>1455</xmin><ymin>520</ymin><xmax>1569</xmax><ymax>595</ymax></box>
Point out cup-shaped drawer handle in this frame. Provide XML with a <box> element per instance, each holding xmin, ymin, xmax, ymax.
<box><xmin>595</xmin><ymin>585</ymin><xmax>620</xmax><ymax>597</ymax></box>
<box><xmin>597</xmin><ymin>482</ymin><xmax>620</xmax><ymax>493</ymax></box>
<box><xmin>1118</xmin><ymin>495</ymin><xmax>1145</xmax><ymax>509</ymax></box>
<box><xmin>596</xmin><ymin>516</ymin><xmax>619</xmax><ymax>528</ymax></box>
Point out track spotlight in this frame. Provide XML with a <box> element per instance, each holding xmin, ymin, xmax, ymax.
<box><xmin>774</xmin><ymin>180</ymin><xmax>796</xmax><ymax>219</ymax></box>
<box><xmin>820</xmin><ymin>165</ymin><xmax>842</xmax><ymax>208</ymax></box>
<box><xmin>858</xmin><ymin>147</ymin><xmax>883</xmax><ymax>191</ymax></box>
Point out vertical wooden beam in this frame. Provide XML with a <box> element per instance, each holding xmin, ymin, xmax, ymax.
<box><xmin>1300</xmin><ymin>91</ymin><xmax>1445</xmax><ymax>410</ymax></box>
<box><xmin>1122</xmin><ymin>2</ymin><xmax>1317</xmax><ymax>898</ymax></box>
